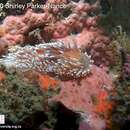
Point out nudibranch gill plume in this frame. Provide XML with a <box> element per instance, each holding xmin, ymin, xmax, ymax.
<box><xmin>0</xmin><ymin>42</ymin><xmax>93</xmax><ymax>80</ymax></box>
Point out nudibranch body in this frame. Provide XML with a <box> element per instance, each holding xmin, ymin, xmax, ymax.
<box><xmin>0</xmin><ymin>42</ymin><xmax>93</xmax><ymax>80</ymax></box>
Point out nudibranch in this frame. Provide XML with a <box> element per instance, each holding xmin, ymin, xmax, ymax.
<box><xmin>0</xmin><ymin>42</ymin><xmax>93</xmax><ymax>80</ymax></box>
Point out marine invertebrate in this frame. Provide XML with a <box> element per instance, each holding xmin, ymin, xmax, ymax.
<box><xmin>38</xmin><ymin>74</ymin><xmax>59</xmax><ymax>90</ymax></box>
<box><xmin>0</xmin><ymin>42</ymin><xmax>93</xmax><ymax>80</ymax></box>
<box><xmin>111</xmin><ymin>26</ymin><xmax>130</xmax><ymax>79</ymax></box>
<box><xmin>122</xmin><ymin>53</ymin><xmax>130</xmax><ymax>79</ymax></box>
<box><xmin>110</xmin><ymin>79</ymin><xmax>130</xmax><ymax>129</ymax></box>
<box><xmin>0</xmin><ymin>71</ymin><xmax>46</xmax><ymax>122</ymax></box>
<box><xmin>112</xmin><ymin>26</ymin><xmax>130</xmax><ymax>53</ymax></box>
